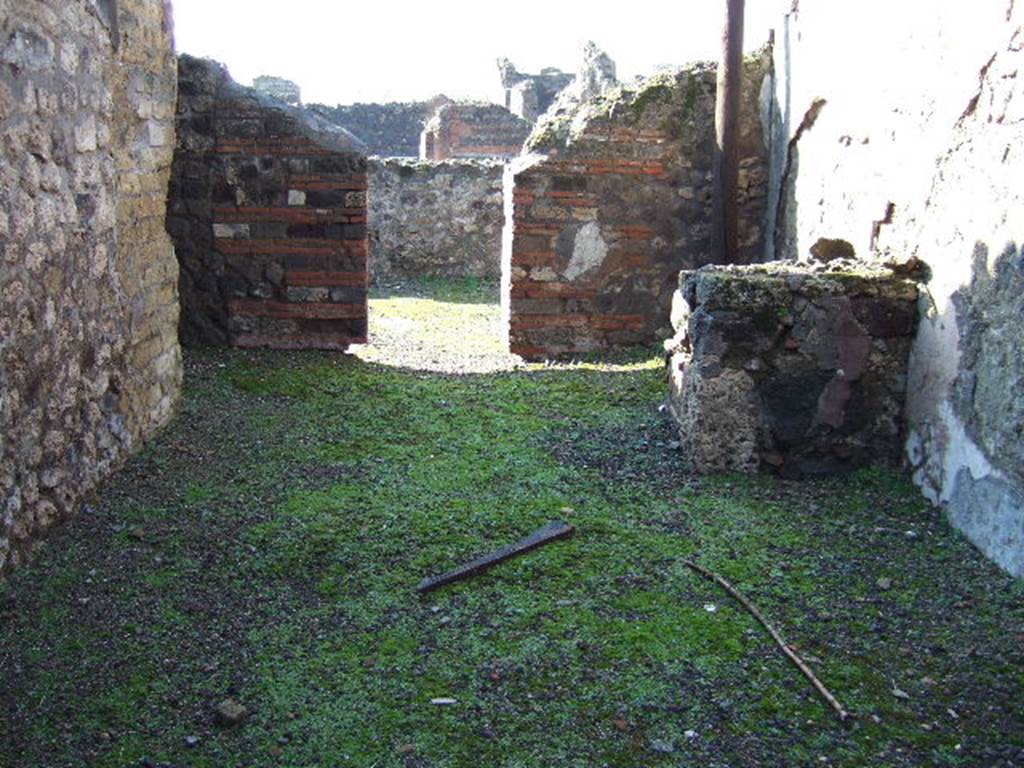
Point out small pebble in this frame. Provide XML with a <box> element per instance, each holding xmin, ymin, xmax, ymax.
<box><xmin>213</xmin><ymin>698</ymin><xmax>248</xmax><ymax>727</ymax></box>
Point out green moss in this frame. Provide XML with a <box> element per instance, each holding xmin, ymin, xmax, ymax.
<box><xmin>0</xmin><ymin>279</ymin><xmax>1021</xmax><ymax>768</ymax></box>
<box><xmin>630</xmin><ymin>83</ymin><xmax>673</xmax><ymax>116</ymax></box>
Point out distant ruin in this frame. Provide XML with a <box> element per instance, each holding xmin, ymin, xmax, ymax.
<box><xmin>252</xmin><ymin>74</ymin><xmax>302</xmax><ymax>105</ymax></box>
<box><xmin>497</xmin><ymin>59</ymin><xmax>574</xmax><ymax>122</ymax></box>
<box><xmin>420</xmin><ymin>103</ymin><xmax>532</xmax><ymax>161</ymax></box>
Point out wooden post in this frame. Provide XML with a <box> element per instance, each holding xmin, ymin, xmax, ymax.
<box><xmin>711</xmin><ymin>0</ymin><xmax>745</xmax><ymax>264</ymax></box>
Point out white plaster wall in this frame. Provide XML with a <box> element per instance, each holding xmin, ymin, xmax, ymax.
<box><xmin>765</xmin><ymin>0</ymin><xmax>1024</xmax><ymax>576</ymax></box>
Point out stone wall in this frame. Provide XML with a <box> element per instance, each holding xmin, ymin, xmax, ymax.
<box><xmin>0</xmin><ymin>0</ymin><xmax>181</xmax><ymax>575</ymax></box>
<box><xmin>310</xmin><ymin>100</ymin><xmax>437</xmax><ymax>157</ymax></box>
<box><xmin>763</xmin><ymin>0</ymin><xmax>1023</xmax><ymax>576</ymax></box>
<box><xmin>666</xmin><ymin>262</ymin><xmax>917</xmax><ymax>477</ymax></box>
<box><xmin>170</xmin><ymin>55</ymin><xmax>369</xmax><ymax>350</ymax></box>
<box><xmin>421</xmin><ymin>103</ymin><xmax>532</xmax><ymax>161</ymax></box>
<box><xmin>503</xmin><ymin>51</ymin><xmax>770</xmax><ymax>360</ymax></box>
<box><xmin>369</xmin><ymin>159</ymin><xmax>504</xmax><ymax>282</ymax></box>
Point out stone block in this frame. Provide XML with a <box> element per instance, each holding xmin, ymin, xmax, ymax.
<box><xmin>666</xmin><ymin>262</ymin><xmax>918</xmax><ymax>477</ymax></box>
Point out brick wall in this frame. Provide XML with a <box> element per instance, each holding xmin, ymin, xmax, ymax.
<box><xmin>421</xmin><ymin>103</ymin><xmax>532</xmax><ymax>161</ymax></box>
<box><xmin>503</xmin><ymin>51</ymin><xmax>770</xmax><ymax>360</ymax></box>
<box><xmin>0</xmin><ymin>0</ymin><xmax>181</xmax><ymax>575</ymax></box>
<box><xmin>170</xmin><ymin>55</ymin><xmax>369</xmax><ymax>350</ymax></box>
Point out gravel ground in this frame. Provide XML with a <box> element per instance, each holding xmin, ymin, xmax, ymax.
<box><xmin>350</xmin><ymin>279</ymin><xmax>524</xmax><ymax>374</ymax></box>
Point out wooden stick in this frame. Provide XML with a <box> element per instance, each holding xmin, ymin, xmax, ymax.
<box><xmin>683</xmin><ymin>559</ymin><xmax>851</xmax><ymax>722</ymax></box>
<box><xmin>417</xmin><ymin>521</ymin><xmax>575</xmax><ymax>594</ymax></box>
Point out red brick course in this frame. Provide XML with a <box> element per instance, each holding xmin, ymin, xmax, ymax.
<box><xmin>211</xmin><ymin>142</ymin><xmax>368</xmax><ymax>351</ymax></box>
<box><xmin>504</xmin><ymin>56</ymin><xmax>772</xmax><ymax>360</ymax></box>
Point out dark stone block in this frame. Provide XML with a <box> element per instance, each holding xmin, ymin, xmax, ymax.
<box><xmin>306</xmin><ymin>189</ymin><xmax>348</xmax><ymax>208</ymax></box>
<box><xmin>287</xmin><ymin>223</ymin><xmax>327</xmax><ymax>239</ymax></box>
<box><xmin>758</xmin><ymin>371</ymin><xmax>831</xmax><ymax>447</ymax></box>
<box><xmin>250</xmin><ymin>223</ymin><xmax>288</xmax><ymax>238</ymax></box>
<box><xmin>852</xmin><ymin>297</ymin><xmax>917</xmax><ymax>337</ymax></box>
<box><xmin>211</xmin><ymin>182</ymin><xmax>235</xmax><ymax>205</ymax></box>
<box><xmin>312</xmin><ymin>156</ymin><xmax>360</xmax><ymax>174</ymax></box>
<box><xmin>552</xmin><ymin>175</ymin><xmax>588</xmax><ymax>192</ymax></box>
<box><xmin>188</xmin><ymin>114</ymin><xmax>214</xmax><ymax>136</ymax></box>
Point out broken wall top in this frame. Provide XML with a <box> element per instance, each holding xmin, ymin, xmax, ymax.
<box><xmin>179</xmin><ymin>55</ymin><xmax>367</xmax><ymax>157</ymax></box>
<box><xmin>526</xmin><ymin>47</ymin><xmax>769</xmax><ymax>158</ymax></box>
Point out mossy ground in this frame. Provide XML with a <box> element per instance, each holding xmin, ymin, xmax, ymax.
<box><xmin>1</xmin><ymin>280</ymin><xmax>1022</xmax><ymax>768</ymax></box>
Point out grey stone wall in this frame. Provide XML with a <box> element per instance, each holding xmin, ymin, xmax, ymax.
<box><xmin>0</xmin><ymin>0</ymin><xmax>181</xmax><ymax>575</ymax></box>
<box><xmin>309</xmin><ymin>101</ymin><xmax>434</xmax><ymax>157</ymax></box>
<box><xmin>666</xmin><ymin>262</ymin><xmax>917</xmax><ymax>477</ymax></box>
<box><xmin>369</xmin><ymin>159</ymin><xmax>504</xmax><ymax>282</ymax></box>
<box><xmin>764</xmin><ymin>0</ymin><xmax>1024</xmax><ymax>576</ymax></box>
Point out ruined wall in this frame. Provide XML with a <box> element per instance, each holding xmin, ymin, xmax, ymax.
<box><xmin>252</xmin><ymin>74</ymin><xmax>301</xmax><ymax>106</ymax></box>
<box><xmin>309</xmin><ymin>101</ymin><xmax>434</xmax><ymax>157</ymax></box>
<box><xmin>369</xmin><ymin>159</ymin><xmax>504</xmax><ymax>282</ymax></box>
<box><xmin>497</xmin><ymin>58</ymin><xmax>573</xmax><ymax>122</ymax></box>
<box><xmin>170</xmin><ymin>55</ymin><xmax>368</xmax><ymax>350</ymax></box>
<box><xmin>666</xmin><ymin>263</ymin><xmax>917</xmax><ymax>478</ymax></box>
<box><xmin>421</xmin><ymin>103</ymin><xmax>532</xmax><ymax>161</ymax></box>
<box><xmin>765</xmin><ymin>0</ymin><xmax>1023</xmax><ymax>576</ymax></box>
<box><xmin>0</xmin><ymin>0</ymin><xmax>181</xmax><ymax>574</ymax></box>
<box><xmin>503</xmin><ymin>52</ymin><xmax>770</xmax><ymax>360</ymax></box>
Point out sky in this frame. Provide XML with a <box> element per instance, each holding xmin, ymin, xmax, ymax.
<box><xmin>170</xmin><ymin>0</ymin><xmax>786</xmax><ymax>106</ymax></box>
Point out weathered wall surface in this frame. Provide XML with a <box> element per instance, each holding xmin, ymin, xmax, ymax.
<box><xmin>503</xmin><ymin>52</ymin><xmax>770</xmax><ymax>360</ymax></box>
<box><xmin>667</xmin><ymin>263</ymin><xmax>917</xmax><ymax>477</ymax></box>
<box><xmin>169</xmin><ymin>55</ymin><xmax>369</xmax><ymax>350</ymax></box>
<box><xmin>766</xmin><ymin>0</ymin><xmax>1023</xmax><ymax>575</ymax></box>
<box><xmin>310</xmin><ymin>101</ymin><xmax>435</xmax><ymax>157</ymax></box>
<box><xmin>0</xmin><ymin>0</ymin><xmax>181</xmax><ymax>575</ymax></box>
<box><xmin>421</xmin><ymin>103</ymin><xmax>532</xmax><ymax>161</ymax></box>
<box><xmin>369</xmin><ymin>159</ymin><xmax>504</xmax><ymax>282</ymax></box>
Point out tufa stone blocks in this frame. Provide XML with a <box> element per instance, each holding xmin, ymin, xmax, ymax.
<box><xmin>0</xmin><ymin>0</ymin><xmax>181</xmax><ymax>576</ymax></box>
